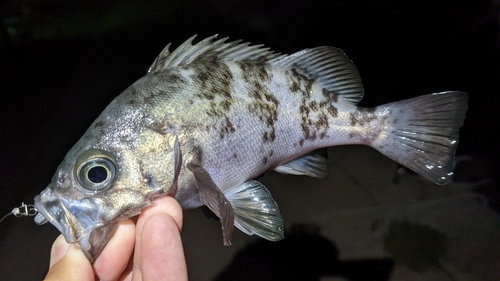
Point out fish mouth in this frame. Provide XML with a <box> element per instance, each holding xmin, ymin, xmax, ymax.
<box><xmin>34</xmin><ymin>187</ymin><xmax>76</xmax><ymax>243</ymax></box>
<box><xmin>34</xmin><ymin>186</ymin><xmax>112</xmax><ymax>262</ymax></box>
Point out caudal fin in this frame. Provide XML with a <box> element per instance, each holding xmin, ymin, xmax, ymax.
<box><xmin>372</xmin><ymin>91</ymin><xmax>468</xmax><ymax>185</ymax></box>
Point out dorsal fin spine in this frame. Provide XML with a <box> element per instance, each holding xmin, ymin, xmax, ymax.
<box><xmin>147</xmin><ymin>35</ymin><xmax>280</xmax><ymax>74</ymax></box>
<box><xmin>147</xmin><ymin>35</ymin><xmax>365</xmax><ymax>104</ymax></box>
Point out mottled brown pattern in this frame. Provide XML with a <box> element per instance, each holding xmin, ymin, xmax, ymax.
<box><xmin>138</xmin><ymin>73</ymin><xmax>189</xmax><ymax>106</ymax></box>
<box><xmin>219</xmin><ymin>117</ymin><xmax>236</xmax><ymax>139</ymax></box>
<box><xmin>239</xmin><ymin>61</ymin><xmax>279</xmax><ymax>143</ymax></box>
<box><xmin>288</xmin><ymin>68</ymin><xmax>315</xmax><ymax>99</ymax></box>
<box><xmin>284</xmin><ymin>67</ymin><xmax>344</xmax><ymax>146</ymax></box>
<box><xmin>347</xmin><ymin>109</ymin><xmax>386</xmax><ymax>143</ymax></box>
<box><xmin>262</xmin><ymin>130</ymin><xmax>276</xmax><ymax>142</ymax></box>
<box><xmin>349</xmin><ymin>108</ymin><xmax>377</xmax><ymax>127</ymax></box>
<box><xmin>261</xmin><ymin>149</ymin><xmax>275</xmax><ymax>165</ymax></box>
<box><xmin>193</xmin><ymin>61</ymin><xmax>235</xmax><ymax>118</ymax></box>
<box><xmin>256</xmin><ymin>64</ymin><xmax>272</xmax><ymax>81</ymax></box>
<box><xmin>322</xmin><ymin>88</ymin><xmax>339</xmax><ymax>103</ymax></box>
<box><xmin>262</xmin><ymin>156</ymin><xmax>268</xmax><ymax>165</ymax></box>
<box><xmin>327</xmin><ymin>105</ymin><xmax>339</xmax><ymax>118</ymax></box>
<box><xmin>298</xmin><ymin>97</ymin><xmax>335</xmax><ymax>145</ymax></box>
<box><xmin>206</xmin><ymin>100</ymin><xmax>233</xmax><ymax>117</ymax></box>
<box><xmin>240</xmin><ymin>62</ymin><xmax>273</xmax><ymax>83</ymax></box>
<box><xmin>248</xmin><ymin>96</ymin><xmax>279</xmax><ymax>142</ymax></box>
<box><xmin>349</xmin><ymin>113</ymin><xmax>357</xmax><ymax>126</ymax></box>
<box><xmin>155</xmin><ymin>73</ymin><xmax>188</xmax><ymax>86</ymax></box>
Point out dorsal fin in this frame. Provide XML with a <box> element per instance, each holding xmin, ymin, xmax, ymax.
<box><xmin>147</xmin><ymin>34</ymin><xmax>282</xmax><ymax>75</ymax></box>
<box><xmin>270</xmin><ymin>46</ymin><xmax>364</xmax><ymax>104</ymax></box>
<box><xmin>148</xmin><ymin>35</ymin><xmax>364</xmax><ymax>104</ymax></box>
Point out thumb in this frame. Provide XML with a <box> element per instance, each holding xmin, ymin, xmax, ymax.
<box><xmin>44</xmin><ymin>235</ymin><xmax>95</xmax><ymax>281</ymax></box>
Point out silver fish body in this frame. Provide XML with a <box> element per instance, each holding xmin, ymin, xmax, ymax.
<box><xmin>33</xmin><ymin>35</ymin><xmax>468</xmax><ymax>261</ymax></box>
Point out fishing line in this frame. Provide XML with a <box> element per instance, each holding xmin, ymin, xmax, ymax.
<box><xmin>0</xmin><ymin>202</ymin><xmax>38</xmax><ymax>224</ymax></box>
<box><xmin>0</xmin><ymin>212</ymin><xmax>12</xmax><ymax>224</ymax></box>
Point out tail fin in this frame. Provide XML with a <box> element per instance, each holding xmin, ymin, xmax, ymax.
<box><xmin>372</xmin><ymin>91</ymin><xmax>468</xmax><ymax>185</ymax></box>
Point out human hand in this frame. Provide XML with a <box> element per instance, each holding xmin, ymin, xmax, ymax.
<box><xmin>44</xmin><ymin>196</ymin><xmax>188</xmax><ymax>281</ymax></box>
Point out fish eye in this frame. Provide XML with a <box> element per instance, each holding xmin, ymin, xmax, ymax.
<box><xmin>75</xmin><ymin>149</ymin><xmax>116</xmax><ymax>193</ymax></box>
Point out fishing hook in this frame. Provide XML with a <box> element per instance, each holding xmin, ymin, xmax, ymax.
<box><xmin>0</xmin><ymin>202</ymin><xmax>38</xmax><ymax>224</ymax></box>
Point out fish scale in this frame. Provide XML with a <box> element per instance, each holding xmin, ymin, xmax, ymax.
<box><xmin>33</xmin><ymin>35</ymin><xmax>467</xmax><ymax>262</ymax></box>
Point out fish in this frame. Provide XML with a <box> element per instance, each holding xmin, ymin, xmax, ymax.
<box><xmin>33</xmin><ymin>35</ymin><xmax>468</xmax><ymax>262</ymax></box>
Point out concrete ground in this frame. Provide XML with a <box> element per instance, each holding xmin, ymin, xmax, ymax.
<box><xmin>1</xmin><ymin>145</ymin><xmax>498</xmax><ymax>280</ymax></box>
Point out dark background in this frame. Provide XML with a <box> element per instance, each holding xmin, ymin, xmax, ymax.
<box><xmin>0</xmin><ymin>0</ymin><xmax>499</xmax><ymax>280</ymax></box>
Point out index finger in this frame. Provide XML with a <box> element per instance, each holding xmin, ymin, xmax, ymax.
<box><xmin>131</xmin><ymin>196</ymin><xmax>185</xmax><ymax>281</ymax></box>
<box><xmin>92</xmin><ymin>219</ymin><xmax>136</xmax><ymax>281</ymax></box>
<box><xmin>138</xmin><ymin>196</ymin><xmax>183</xmax><ymax>231</ymax></box>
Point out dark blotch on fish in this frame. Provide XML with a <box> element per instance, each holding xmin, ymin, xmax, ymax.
<box><xmin>244</xmin><ymin>65</ymin><xmax>279</xmax><ymax>144</ymax></box>
<box><xmin>322</xmin><ymin>88</ymin><xmax>339</xmax><ymax>103</ymax></box>
<box><xmin>350</xmin><ymin>109</ymin><xmax>377</xmax><ymax>127</ymax></box>
<box><xmin>350</xmin><ymin>113</ymin><xmax>357</xmax><ymax>126</ymax></box>
<box><xmin>219</xmin><ymin>117</ymin><xmax>236</xmax><ymax>139</ymax></box>
<box><xmin>262</xmin><ymin>156</ymin><xmax>268</xmax><ymax>165</ymax></box>
<box><xmin>262</xmin><ymin>130</ymin><xmax>276</xmax><ymax>142</ymax></box>
<box><xmin>195</xmin><ymin>62</ymin><xmax>235</xmax><ymax>117</ymax></box>
<box><xmin>327</xmin><ymin>106</ymin><xmax>338</xmax><ymax>118</ymax></box>
<box><xmin>289</xmin><ymin>68</ymin><xmax>315</xmax><ymax>99</ymax></box>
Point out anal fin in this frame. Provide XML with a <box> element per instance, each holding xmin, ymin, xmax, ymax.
<box><xmin>224</xmin><ymin>180</ymin><xmax>284</xmax><ymax>241</ymax></box>
<box><xmin>274</xmin><ymin>154</ymin><xmax>328</xmax><ymax>179</ymax></box>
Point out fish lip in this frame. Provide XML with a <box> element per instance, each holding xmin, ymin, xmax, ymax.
<box><xmin>34</xmin><ymin>187</ymin><xmax>76</xmax><ymax>244</ymax></box>
<box><xmin>33</xmin><ymin>186</ymin><xmax>112</xmax><ymax>262</ymax></box>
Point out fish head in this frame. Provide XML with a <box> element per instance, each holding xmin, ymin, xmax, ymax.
<box><xmin>34</xmin><ymin>144</ymin><xmax>153</xmax><ymax>261</ymax></box>
<box><xmin>33</xmin><ymin>110</ymin><xmax>174</xmax><ymax>261</ymax></box>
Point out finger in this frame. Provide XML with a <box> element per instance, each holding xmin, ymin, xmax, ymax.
<box><xmin>131</xmin><ymin>196</ymin><xmax>184</xmax><ymax>281</ymax></box>
<box><xmin>131</xmin><ymin>233</ymin><xmax>143</xmax><ymax>281</ymax></box>
<box><xmin>141</xmin><ymin>213</ymin><xmax>188</xmax><ymax>281</ymax></box>
<box><xmin>93</xmin><ymin>219</ymin><xmax>136</xmax><ymax>281</ymax></box>
<box><xmin>118</xmin><ymin>260</ymin><xmax>134</xmax><ymax>281</ymax></box>
<box><xmin>44</xmin><ymin>243</ymin><xmax>94</xmax><ymax>281</ymax></box>
<box><xmin>49</xmin><ymin>235</ymin><xmax>70</xmax><ymax>268</ymax></box>
<box><xmin>139</xmin><ymin>196</ymin><xmax>183</xmax><ymax>231</ymax></box>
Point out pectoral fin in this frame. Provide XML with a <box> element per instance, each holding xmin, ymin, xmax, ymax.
<box><xmin>224</xmin><ymin>180</ymin><xmax>284</xmax><ymax>241</ymax></box>
<box><xmin>187</xmin><ymin>162</ymin><xmax>235</xmax><ymax>245</ymax></box>
<box><xmin>274</xmin><ymin>154</ymin><xmax>328</xmax><ymax>178</ymax></box>
<box><xmin>169</xmin><ymin>136</ymin><xmax>182</xmax><ymax>196</ymax></box>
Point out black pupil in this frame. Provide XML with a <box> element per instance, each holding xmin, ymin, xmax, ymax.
<box><xmin>87</xmin><ymin>166</ymin><xmax>108</xmax><ymax>183</ymax></box>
